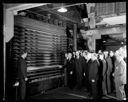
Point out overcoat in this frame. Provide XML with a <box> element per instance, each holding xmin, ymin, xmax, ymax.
<box><xmin>66</xmin><ymin>58</ymin><xmax>76</xmax><ymax>89</ymax></box>
<box><xmin>114</xmin><ymin>59</ymin><xmax>126</xmax><ymax>100</ymax></box>
<box><xmin>75</xmin><ymin>56</ymin><xmax>83</xmax><ymax>90</ymax></box>
<box><xmin>88</xmin><ymin>60</ymin><xmax>99</xmax><ymax>98</ymax></box>
<box><xmin>106</xmin><ymin>57</ymin><xmax>113</xmax><ymax>93</ymax></box>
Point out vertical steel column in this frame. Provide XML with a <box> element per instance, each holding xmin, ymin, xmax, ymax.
<box><xmin>3</xmin><ymin>7</ymin><xmax>6</xmax><ymax>101</ymax></box>
<box><xmin>3</xmin><ymin>35</ymin><xmax>6</xmax><ymax>101</ymax></box>
<box><xmin>73</xmin><ymin>24</ymin><xmax>77</xmax><ymax>51</ymax></box>
<box><xmin>3</xmin><ymin>8</ymin><xmax>14</xmax><ymax>101</ymax></box>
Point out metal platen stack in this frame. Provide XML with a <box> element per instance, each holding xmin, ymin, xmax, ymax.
<box><xmin>10</xmin><ymin>16</ymin><xmax>67</xmax><ymax>95</ymax></box>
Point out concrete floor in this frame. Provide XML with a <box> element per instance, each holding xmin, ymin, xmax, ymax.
<box><xmin>27</xmin><ymin>87</ymin><xmax>117</xmax><ymax>101</ymax></box>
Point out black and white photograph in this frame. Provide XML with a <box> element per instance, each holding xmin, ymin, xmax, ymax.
<box><xmin>2</xmin><ymin>2</ymin><xmax>127</xmax><ymax>101</ymax></box>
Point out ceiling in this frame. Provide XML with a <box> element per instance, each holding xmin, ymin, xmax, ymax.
<box><xmin>21</xmin><ymin>3</ymin><xmax>88</xmax><ymax>27</ymax></box>
<box><xmin>5</xmin><ymin>3</ymin><xmax>126</xmax><ymax>27</ymax></box>
<box><xmin>21</xmin><ymin>3</ymin><xmax>126</xmax><ymax>28</ymax></box>
<box><xmin>20</xmin><ymin>3</ymin><xmax>126</xmax><ymax>42</ymax></box>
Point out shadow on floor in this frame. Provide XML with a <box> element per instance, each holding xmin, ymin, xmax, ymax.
<box><xmin>27</xmin><ymin>87</ymin><xmax>117</xmax><ymax>101</ymax></box>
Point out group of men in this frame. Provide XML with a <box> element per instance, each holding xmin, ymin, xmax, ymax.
<box><xmin>62</xmin><ymin>46</ymin><xmax>126</xmax><ymax>100</ymax></box>
<box><xmin>14</xmin><ymin>46</ymin><xmax>126</xmax><ymax>101</ymax></box>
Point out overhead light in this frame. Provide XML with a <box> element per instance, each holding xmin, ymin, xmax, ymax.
<box><xmin>57</xmin><ymin>3</ymin><xmax>87</xmax><ymax>13</ymax></box>
<box><xmin>57</xmin><ymin>7</ymin><xmax>67</xmax><ymax>13</ymax></box>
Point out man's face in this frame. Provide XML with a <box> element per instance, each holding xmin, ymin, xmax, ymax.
<box><xmin>115</xmin><ymin>51</ymin><xmax>121</xmax><ymax>59</ymax></box>
<box><xmin>87</xmin><ymin>53</ymin><xmax>91</xmax><ymax>60</ymax></box>
<box><xmin>104</xmin><ymin>51</ymin><xmax>108</xmax><ymax>58</ymax></box>
<box><xmin>98</xmin><ymin>50</ymin><xmax>102</xmax><ymax>53</ymax></box>
<box><xmin>99</xmin><ymin>54</ymin><xmax>103</xmax><ymax>60</ymax></box>
<box><xmin>68</xmin><ymin>53</ymin><xmax>72</xmax><ymax>59</ymax></box>
<box><xmin>76</xmin><ymin>51</ymin><xmax>79</xmax><ymax>57</ymax></box>
<box><xmin>115</xmin><ymin>51</ymin><xmax>118</xmax><ymax>56</ymax></box>
<box><xmin>91</xmin><ymin>53</ymin><xmax>97</xmax><ymax>60</ymax></box>
<box><xmin>65</xmin><ymin>53</ymin><xmax>68</xmax><ymax>58</ymax></box>
<box><xmin>83</xmin><ymin>52</ymin><xmax>87</xmax><ymax>59</ymax></box>
<box><xmin>110</xmin><ymin>51</ymin><xmax>114</xmax><ymax>57</ymax></box>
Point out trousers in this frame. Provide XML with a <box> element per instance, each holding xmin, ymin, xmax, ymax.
<box><xmin>18</xmin><ymin>79</ymin><xmax>26</xmax><ymax>100</ymax></box>
<box><xmin>115</xmin><ymin>79</ymin><xmax>126</xmax><ymax>100</ymax></box>
<box><xmin>90</xmin><ymin>80</ymin><xmax>98</xmax><ymax>98</ymax></box>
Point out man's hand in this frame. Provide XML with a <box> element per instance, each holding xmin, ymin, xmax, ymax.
<box><xmin>25</xmin><ymin>77</ymin><xmax>28</xmax><ymax>81</ymax></box>
<box><xmin>13</xmin><ymin>82</ymin><xmax>19</xmax><ymax>87</ymax></box>
<box><xmin>70</xmin><ymin>71</ymin><xmax>73</xmax><ymax>75</ymax></box>
<box><xmin>92</xmin><ymin>80</ymin><xmax>95</xmax><ymax>82</ymax></box>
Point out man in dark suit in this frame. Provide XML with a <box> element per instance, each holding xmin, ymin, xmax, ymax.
<box><xmin>61</xmin><ymin>52</ymin><xmax>76</xmax><ymax>89</ymax></box>
<box><xmin>109</xmin><ymin>51</ymin><xmax>116</xmax><ymax>93</ymax></box>
<box><xmin>14</xmin><ymin>50</ymin><xmax>28</xmax><ymax>102</ymax></box>
<box><xmin>82</xmin><ymin>51</ymin><xmax>88</xmax><ymax>89</ymax></box>
<box><xmin>98</xmin><ymin>53</ymin><xmax>107</xmax><ymax>96</ymax></box>
<box><xmin>97</xmin><ymin>54</ymin><xmax>103</xmax><ymax>97</ymax></box>
<box><xmin>61</xmin><ymin>53</ymin><xmax>68</xmax><ymax>87</ymax></box>
<box><xmin>88</xmin><ymin>53</ymin><xmax>99</xmax><ymax>99</ymax></box>
<box><xmin>74</xmin><ymin>51</ymin><xmax>83</xmax><ymax>90</ymax></box>
<box><xmin>106</xmin><ymin>52</ymin><xmax>113</xmax><ymax>94</ymax></box>
<box><xmin>66</xmin><ymin>53</ymin><xmax>76</xmax><ymax>89</ymax></box>
<box><xmin>85</xmin><ymin>52</ymin><xmax>92</xmax><ymax>95</ymax></box>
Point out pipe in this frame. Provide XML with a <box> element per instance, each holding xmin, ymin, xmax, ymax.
<box><xmin>3</xmin><ymin>7</ymin><xmax>6</xmax><ymax>102</ymax></box>
<box><xmin>3</xmin><ymin>26</ymin><xmax>6</xmax><ymax>102</ymax></box>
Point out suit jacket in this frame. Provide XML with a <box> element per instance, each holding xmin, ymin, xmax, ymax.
<box><xmin>88</xmin><ymin>60</ymin><xmax>99</xmax><ymax>81</ymax></box>
<box><xmin>82</xmin><ymin>58</ymin><xmax>87</xmax><ymax>77</ymax></box>
<box><xmin>17</xmin><ymin>57</ymin><xmax>27</xmax><ymax>80</ymax></box>
<box><xmin>86</xmin><ymin>59</ymin><xmax>92</xmax><ymax>79</ymax></box>
<box><xmin>67</xmin><ymin>58</ymin><xmax>75</xmax><ymax>73</ymax></box>
<box><xmin>62</xmin><ymin>58</ymin><xmax>68</xmax><ymax>70</ymax></box>
<box><xmin>111</xmin><ymin>56</ymin><xmax>116</xmax><ymax>73</ymax></box>
<box><xmin>79</xmin><ymin>56</ymin><xmax>87</xmax><ymax>75</ymax></box>
<box><xmin>98</xmin><ymin>59</ymin><xmax>103</xmax><ymax>81</ymax></box>
<box><xmin>114</xmin><ymin>59</ymin><xmax>126</xmax><ymax>85</ymax></box>
<box><xmin>106</xmin><ymin>57</ymin><xmax>113</xmax><ymax>75</ymax></box>
<box><xmin>102</xmin><ymin>59</ymin><xmax>107</xmax><ymax>80</ymax></box>
<box><xmin>75</xmin><ymin>57</ymin><xmax>83</xmax><ymax>76</ymax></box>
